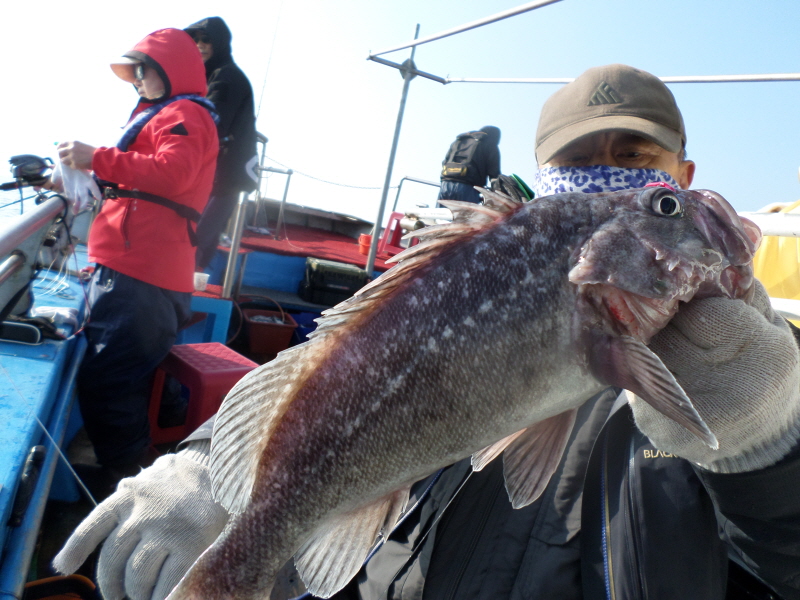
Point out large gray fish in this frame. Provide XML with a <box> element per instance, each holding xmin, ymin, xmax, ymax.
<box><xmin>167</xmin><ymin>186</ymin><xmax>759</xmax><ymax>600</ymax></box>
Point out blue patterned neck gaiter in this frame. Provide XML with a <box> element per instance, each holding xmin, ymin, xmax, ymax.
<box><xmin>532</xmin><ymin>165</ymin><xmax>681</xmax><ymax>197</ymax></box>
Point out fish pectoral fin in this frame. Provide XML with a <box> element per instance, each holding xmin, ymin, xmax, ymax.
<box><xmin>610</xmin><ymin>336</ymin><xmax>718</xmax><ymax>449</ymax></box>
<box><xmin>295</xmin><ymin>487</ymin><xmax>409</xmax><ymax>598</ymax></box>
<box><xmin>471</xmin><ymin>430</ymin><xmax>526</xmax><ymax>471</ymax></box>
<box><xmin>501</xmin><ymin>409</ymin><xmax>578</xmax><ymax>509</ymax></box>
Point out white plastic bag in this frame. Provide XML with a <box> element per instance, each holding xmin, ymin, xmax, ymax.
<box><xmin>50</xmin><ymin>160</ymin><xmax>102</xmax><ymax>213</ymax></box>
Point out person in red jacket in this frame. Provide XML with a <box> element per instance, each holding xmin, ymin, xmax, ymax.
<box><xmin>57</xmin><ymin>28</ymin><xmax>219</xmax><ymax>495</ymax></box>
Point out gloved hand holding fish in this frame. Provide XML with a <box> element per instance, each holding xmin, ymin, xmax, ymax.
<box><xmin>151</xmin><ymin>183</ymin><xmax>796</xmax><ymax>600</ymax></box>
<box><xmin>630</xmin><ymin>278</ymin><xmax>800</xmax><ymax>473</ymax></box>
<box><xmin>53</xmin><ymin>446</ymin><xmax>229</xmax><ymax>600</ymax></box>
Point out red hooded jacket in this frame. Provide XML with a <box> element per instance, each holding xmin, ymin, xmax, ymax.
<box><xmin>89</xmin><ymin>28</ymin><xmax>219</xmax><ymax>292</ymax></box>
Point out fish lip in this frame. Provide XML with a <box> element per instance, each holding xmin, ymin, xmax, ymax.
<box><xmin>693</xmin><ymin>189</ymin><xmax>759</xmax><ymax>261</ymax></box>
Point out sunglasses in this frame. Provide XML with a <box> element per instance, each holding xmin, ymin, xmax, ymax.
<box><xmin>193</xmin><ymin>35</ymin><xmax>212</xmax><ymax>45</ymax></box>
<box><xmin>133</xmin><ymin>63</ymin><xmax>146</xmax><ymax>81</ymax></box>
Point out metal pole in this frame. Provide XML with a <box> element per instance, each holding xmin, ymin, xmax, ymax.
<box><xmin>367</xmin><ymin>56</ymin><xmax>448</xmax><ymax>84</ymax></box>
<box><xmin>273</xmin><ymin>170</ymin><xmax>294</xmax><ymax>240</ymax></box>
<box><xmin>0</xmin><ymin>196</ymin><xmax>64</xmax><ymax>259</ymax></box>
<box><xmin>222</xmin><ymin>191</ymin><xmax>249</xmax><ymax>299</ymax></box>
<box><xmin>445</xmin><ymin>73</ymin><xmax>800</xmax><ymax>84</ymax></box>
<box><xmin>369</xmin><ymin>0</ymin><xmax>562</xmax><ymax>57</ymax></box>
<box><xmin>391</xmin><ymin>176</ymin><xmax>440</xmax><ymax>213</ymax></box>
<box><xmin>0</xmin><ymin>253</ymin><xmax>24</xmax><ymax>286</ymax></box>
<box><xmin>252</xmin><ymin>132</ymin><xmax>269</xmax><ymax>227</ymax></box>
<box><xmin>365</xmin><ymin>25</ymin><xmax>420</xmax><ymax>275</ymax></box>
<box><xmin>739</xmin><ymin>212</ymin><xmax>800</xmax><ymax>238</ymax></box>
<box><xmin>391</xmin><ymin>179</ymin><xmax>405</xmax><ymax>215</ymax></box>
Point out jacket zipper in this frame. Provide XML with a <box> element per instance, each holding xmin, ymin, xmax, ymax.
<box><xmin>121</xmin><ymin>198</ymin><xmax>134</xmax><ymax>248</ymax></box>
<box><xmin>626</xmin><ymin>437</ymin><xmax>647</xmax><ymax>598</ymax></box>
<box><xmin>601</xmin><ymin>429</ymin><xmax>615</xmax><ymax>600</ymax></box>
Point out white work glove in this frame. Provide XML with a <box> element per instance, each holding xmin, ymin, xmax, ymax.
<box><xmin>630</xmin><ymin>280</ymin><xmax>800</xmax><ymax>473</ymax></box>
<box><xmin>49</xmin><ymin>160</ymin><xmax>101</xmax><ymax>213</ymax></box>
<box><xmin>53</xmin><ymin>442</ymin><xmax>229</xmax><ymax>600</ymax></box>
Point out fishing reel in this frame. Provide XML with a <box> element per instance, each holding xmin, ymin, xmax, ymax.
<box><xmin>0</xmin><ymin>155</ymin><xmax>54</xmax><ymax>191</ymax></box>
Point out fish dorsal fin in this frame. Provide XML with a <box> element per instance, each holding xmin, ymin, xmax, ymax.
<box><xmin>606</xmin><ymin>336</ymin><xmax>718</xmax><ymax>449</ymax></box>
<box><xmin>380</xmin><ymin>191</ymin><xmax>521</xmax><ymax>267</ymax></box>
<box><xmin>295</xmin><ymin>488</ymin><xmax>410</xmax><ymax>598</ymax></box>
<box><xmin>502</xmin><ymin>409</ymin><xmax>578</xmax><ymax>509</ymax></box>
<box><xmin>471</xmin><ymin>430</ymin><xmax>526</xmax><ymax>471</ymax></box>
<box><xmin>210</xmin><ymin>192</ymin><xmax>521</xmax><ymax>513</ymax></box>
<box><xmin>209</xmin><ymin>344</ymin><xmax>320</xmax><ymax>514</ymax></box>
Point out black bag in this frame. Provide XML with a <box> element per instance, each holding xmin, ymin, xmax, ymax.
<box><xmin>298</xmin><ymin>258</ymin><xmax>370</xmax><ymax>307</ymax></box>
<box><xmin>441</xmin><ymin>131</ymin><xmax>486</xmax><ymax>182</ymax></box>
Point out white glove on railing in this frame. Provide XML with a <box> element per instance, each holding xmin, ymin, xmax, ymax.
<box><xmin>53</xmin><ymin>442</ymin><xmax>228</xmax><ymax>600</ymax></box>
<box><xmin>630</xmin><ymin>280</ymin><xmax>800</xmax><ymax>473</ymax></box>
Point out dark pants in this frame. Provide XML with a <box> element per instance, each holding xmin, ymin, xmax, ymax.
<box><xmin>195</xmin><ymin>189</ymin><xmax>241</xmax><ymax>271</ymax></box>
<box><xmin>437</xmin><ymin>180</ymin><xmax>483</xmax><ymax>206</ymax></box>
<box><xmin>77</xmin><ymin>266</ymin><xmax>191</xmax><ymax>467</ymax></box>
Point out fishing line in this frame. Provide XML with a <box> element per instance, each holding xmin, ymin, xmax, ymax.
<box><xmin>0</xmin><ymin>360</ymin><xmax>99</xmax><ymax>508</ymax></box>
<box><xmin>0</xmin><ymin>192</ymin><xmax>37</xmax><ymax>211</ymax></box>
<box><xmin>265</xmin><ymin>155</ymin><xmax>399</xmax><ymax>191</ymax></box>
<box><xmin>35</xmin><ymin>416</ymin><xmax>99</xmax><ymax>507</ymax></box>
<box><xmin>255</xmin><ymin>0</ymin><xmax>285</xmax><ymax>120</ymax></box>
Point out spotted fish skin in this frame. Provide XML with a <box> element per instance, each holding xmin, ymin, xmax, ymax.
<box><xmin>166</xmin><ymin>187</ymin><xmax>757</xmax><ymax>600</ymax></box>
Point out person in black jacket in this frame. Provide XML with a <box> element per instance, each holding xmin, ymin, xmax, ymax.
<box><xmin>438</xmin><ymin>125</ymin><xmax>501</xmax><ymax>205</ymax></box>
<box><xmin>184</xmin><ymin>16</ymin><xmax>259</xmax><ymax>271</ymax></box>
<box><xmin>53</xmin><ymin>64</ymin><xmax>800</xmax><ymax>600</ymax></box>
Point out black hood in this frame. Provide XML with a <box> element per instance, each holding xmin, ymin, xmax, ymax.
<box><xmin>479</xmin><ymin>126</ymin><xmax>501</xmax><ymax>146</ymax></box>
<box><xmin>184</xmin><ymin>16</ymin><xmax>233</xmax><ymax>74</ymax></box>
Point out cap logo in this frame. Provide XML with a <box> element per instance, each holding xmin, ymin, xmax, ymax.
<box><xmin>587</xmin><ymin>82</ymin><xmax>622</xmax><ymax>106</ymax></box>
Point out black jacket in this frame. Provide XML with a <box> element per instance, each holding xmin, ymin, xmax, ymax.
<box><xmin>328</xmin><ymin>386</ymin><xmax>800</xmax><ymax>600</ymax></box>
<box><xmin>440</xmin><ymin>127</ymin><xmax>501</xmax><ymax>187</ymax></box>
<box><xmin>185</xmin><ymin>17</ymin><xmax>258</xmax><ymax>194</ymax></box>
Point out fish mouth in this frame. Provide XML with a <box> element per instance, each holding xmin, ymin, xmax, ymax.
<box><xmin>577</xmin><ymin>250</ymin><xmax>754</xmax><ymax>343</ymax></box>
<box><xmin>694</xmin><ymin>189</ymin><xmax>761</xmax><ymax>263</ymax></box>
<box><xmin>691</xmin><ymin>189</ymin><xmax>759</xmax><ymax>304</ymax></box>
<box><xmin>578</xmin><ymin>283</ymin><xmax>685</xmax><ymax>343</ymax></box>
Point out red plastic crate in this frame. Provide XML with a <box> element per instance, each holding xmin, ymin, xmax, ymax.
<box><xmin>148</xmin><ymin>342</ymin><xmax>258</xmax><ymax>445</ymax></box>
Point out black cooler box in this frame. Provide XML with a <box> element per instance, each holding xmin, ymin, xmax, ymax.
<box><xmin>298</xmin><ymin>258</ymin><xmax>370</xmax><ymax>306</ymax></box>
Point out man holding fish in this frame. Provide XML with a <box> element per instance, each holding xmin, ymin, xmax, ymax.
<box><xmin>55</xmin><ymin>64</ymin><xmax>800</xmax><ymax>600</ymax></box>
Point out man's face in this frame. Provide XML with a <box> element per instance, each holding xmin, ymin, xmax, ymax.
<box><xmin>193</xmin><ymin>34</ymin><xmax>214</xmax><ymax>63</ymax></box>
<box><xmin>133</xmin><ymin>63</ymin><xmax>165</xmax><ymax>101</ymax></box>
<box><xmin>543</xmin><ymin>131</ymin><xmax>695</xmax><ymax>189</ymax></box>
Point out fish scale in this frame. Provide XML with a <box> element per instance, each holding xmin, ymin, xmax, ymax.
<box><xmin>166</xmin><ymin>186</ymin><xmax>757</xmax><ymax>600</ymax></box>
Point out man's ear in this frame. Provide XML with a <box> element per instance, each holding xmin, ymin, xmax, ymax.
<box><xmin>678</xmin><ymin>160</ymin><xmax>696</xmax><ymax>189</ymax></box>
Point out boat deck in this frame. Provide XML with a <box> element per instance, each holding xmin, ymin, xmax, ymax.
<box><xmin>239</xmin><ymin>223</ymin><xmax>393</xmax><ymax>272</ymax></box>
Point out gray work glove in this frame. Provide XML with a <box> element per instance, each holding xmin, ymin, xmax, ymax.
<box><xmin>53</xmin><ymin>441</ymin><xmax>228</xmax><ymax>600</ymax></box>
<box><xmin>630</xmin><ymin>280</ymin><xmax>800</xmax><ymax>473</ymax></box>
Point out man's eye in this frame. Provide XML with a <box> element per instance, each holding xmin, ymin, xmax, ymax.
<box><xmin>564</xmin><ymin>155</ymin><xmax>589</xmax><ymax>163</ymax></box>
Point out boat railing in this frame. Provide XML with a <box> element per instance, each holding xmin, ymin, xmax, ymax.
<box><xmin>0</xmin><ymin>195</ymin><xmax>67</xmax><ymax>316</ymax></box>
<box><xmin>222</xmin><ymin>132</ymin><xmax>295</xmax><ymax>298</ymax></box>
<box><xmin>390</xmin><ymin>176</ymin><xmax>439</xmax><ymax>214</ymax></box>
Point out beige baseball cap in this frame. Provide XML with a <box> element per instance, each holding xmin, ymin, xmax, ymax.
<box><xmin>110</xmin><ymin>55</ymin><xmax>141</xmax><ymax>83</ymax></box>
<box><xmin>535</xmin><ymin>64</ymin><xmax>686</xmax><ymax>165</ymax></box>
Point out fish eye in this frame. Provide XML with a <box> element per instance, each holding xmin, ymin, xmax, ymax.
<box><xmin>652</xmin><ymin>194</ymin><xmax>682</xmax><ymax>217</ymax></box>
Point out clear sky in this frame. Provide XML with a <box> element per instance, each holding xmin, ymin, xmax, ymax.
<box><xmin>1</xmin><ymin>0</ymin><xmax>798</xmax><ymax>223</ymax></box>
